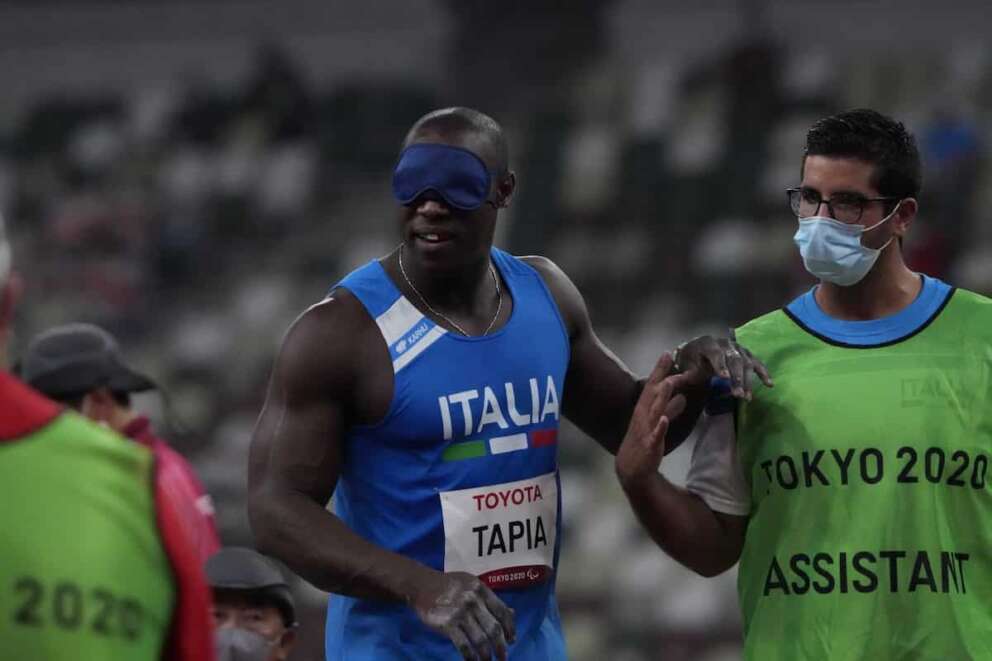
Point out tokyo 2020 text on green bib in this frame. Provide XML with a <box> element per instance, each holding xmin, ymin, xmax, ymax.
<box><xmin>0</xmin><ymin>377</ymin><xmax>174</xmax><ymax>661</ymax></box>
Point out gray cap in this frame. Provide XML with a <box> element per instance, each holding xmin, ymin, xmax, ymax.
<box><xmin>205</xmin><ymin>547</ymin><xmax>296</xmax><ymax>626</ymax></box>
<box><xmin>20</xmin><ymin>323</ymin><xmax>155</xmax><ymax>399</ymax></box>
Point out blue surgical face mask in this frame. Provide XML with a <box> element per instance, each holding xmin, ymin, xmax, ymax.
<box><xmin>793</xmin><ymin>203</ymin><xmax>900</xmax><ymax>286</ymax></box>
<box><xmin>392</xmin><ymin>143</ymin><xmax>496</xmax><ymax>210</ymax></box>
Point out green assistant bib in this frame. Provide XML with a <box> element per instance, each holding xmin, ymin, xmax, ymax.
<box><xmin>0</xmin><ymin>412</ymin><xmax>175</xmax><ymax>660</ymax></box>
<box><xmin>735</xmin><ymin>280</ymin><xmax>992</xmax><ymax>660</ymax></box>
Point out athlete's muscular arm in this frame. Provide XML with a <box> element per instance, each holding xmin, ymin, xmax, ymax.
<box><xmin>521</xmin><ymin>257</ymin><xmax>699</xmax><ymax>453</ymax></box>
<box><xmin>615</xmin><ymin>355</ymin><xmax>747</xmax><ymax>577</ymax></box>
<box><xmin>523</xmin><ymin>257</ymin><xmax>771</xmax><ymax>454</ymax></box>
<box><xmin>248</xmin><ymin>293</ymin><xmax>515</xmax><ymax>661</ymax></box>
<box><xmin>248</xmin><ymin>296</ymin><xmax>422</xmax><ymax>598</ymax></box>
<box><xmin>521</xmin><ymin>256</ymin><xmax>651</xmax><ymax>453</ymax></box>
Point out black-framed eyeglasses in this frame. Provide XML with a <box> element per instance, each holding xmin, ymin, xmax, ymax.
<box><xmin>787</xmin><ymin>187</ymin><xmax>899</xmax><ymax>224</ymax></box>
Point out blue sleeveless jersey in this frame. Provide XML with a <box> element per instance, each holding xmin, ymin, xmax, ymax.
<box><xmin>326</xmin><ymin>248</ymin><xmax>570</xmax><ymax>660</ymax></box>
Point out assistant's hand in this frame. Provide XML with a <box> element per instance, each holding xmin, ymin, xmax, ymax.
<box><xmin>411</xmin><ymin>570</ymin><xmax>516</xmax><ymax>661</ymax></box>
<box><xmin>616</xmin><ymin>354</ymin><xmax>688</xmax><ymax>489</ymax></box>
<box><xmin>673</xmin><ymin>331</ymin><xmax>773</xmax><ymax>400</ymax></box>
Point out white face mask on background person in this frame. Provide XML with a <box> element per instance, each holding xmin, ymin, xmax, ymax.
<box><xmin>793</xmin><ymin>202</ymin><xmax>900</xmax><ymax>286</ymax></box>
<box><xmin>214</xmin><ymin>628</ymin><xmax>278</xmax><ymax>661</ymax></box>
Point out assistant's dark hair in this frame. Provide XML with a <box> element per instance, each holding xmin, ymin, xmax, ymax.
<box><xmin>804</xmin><ymin>108</ymin><xmax>922</xmax><ymax>200</ymax></box>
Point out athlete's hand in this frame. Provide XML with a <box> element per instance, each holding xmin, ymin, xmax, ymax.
<box><xmin>673</xmin><ymin>332</ymin><xmax>773</xmax><ymax>400</ymax></box>
<box><xmin>411</xmin><ymin>570</ymin><xmax>516</xmax><ymax>660</ymax></box>
<box><xmin>616</xmin><ymin>353</ymin><xmax>688</xmax><ymax>488</ymax></box>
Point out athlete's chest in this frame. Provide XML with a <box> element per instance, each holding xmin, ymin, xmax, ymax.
<box><xmin>388</xmin><ymin>332</ymin><xmax>568</xmax><ymax>450</ymax></box>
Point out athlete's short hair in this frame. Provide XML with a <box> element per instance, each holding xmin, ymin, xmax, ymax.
<box><xmin>405</xmin><ymin>107</ymin><xmax>509</xmax><ymax>175</ymax></box>
<box><xmin>804</xmin><ymin>108</ymin><xmax>922</xmax><ymax>200</ymax></box>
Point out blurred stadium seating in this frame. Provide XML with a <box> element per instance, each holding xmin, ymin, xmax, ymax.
<box><xmin>3</xmin><ymin>1</ymin><xmax>989</xmax><ymax>659</ymax></box>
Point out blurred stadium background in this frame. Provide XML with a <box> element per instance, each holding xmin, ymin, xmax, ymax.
<box><xmin>3</xmin><ymin>1</ymin><xmax>990</xmax><ymax>659</ymax></box>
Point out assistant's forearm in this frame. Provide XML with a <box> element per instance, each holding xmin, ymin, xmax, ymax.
<box><xmin>625</xmin><ymin>375</ymin><xmax>705</xmax><ymax>453</ymax></box>
<box><xmin>249</xmin><ymin>488</ymin><xmax>434</xmax><ymax>602</ymax></box>
<box><xmin>620</xmin><ymin>473</ymin><xmax>740</xmax><ymax>577</ymax></box>
<box><xmin>607</xmin><ymin>378</ymin><xmax>705</xmax><ymax>455</ymax></box>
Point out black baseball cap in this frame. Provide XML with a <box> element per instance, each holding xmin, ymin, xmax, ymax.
<box><xmin>205</xmin><ymin>547</ymin><xmax>297</xmax><ymax>626</ymax></box>
<box><xmin>19</xmin><ymin>323</ymin><xmax>156</xmax><ymax>399</ymax></box>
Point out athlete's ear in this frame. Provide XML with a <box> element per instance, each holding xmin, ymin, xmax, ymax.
<box><xmin>496</xmin><ymin>171</ymin><xmax>516</xmax><ymax>208</ymax></box>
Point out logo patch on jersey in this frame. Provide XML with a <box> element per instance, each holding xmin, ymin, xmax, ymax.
<box><xmin>374</xmin><ymin>298</ymin><xmax>447</xmax><ymax>372</ymax></box>
<box><xmin>439</xmin><ymin>472</ymin><xmax>557</xmax><ymax>590</ymax></box>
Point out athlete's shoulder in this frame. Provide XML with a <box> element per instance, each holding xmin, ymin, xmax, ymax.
<box><xmin>335</xmin><ymin>257</ymin><xmax>388</xmax><ymax>286</ymax></box>
<box><xmin>296</xmin><ymin>289</ymin><xmax>375</xmax><ymax>337</ymax></box>
<box><xmin>516</xmin><ymin>253</ymin><xmax>562</xmax><ymax>277</ymax></box>
<box><xmin>490</xmin><ymin>248</ymin><xmax>539</xmax><ymax>275</ymax></box>
<box><xmin>281</xmin><ymin>293</ymin><xmax>374</xmax><ymax>369</ymax></box>
<box><xmin>275</xmin><ymin>288</ymin><xmax>389</xmax><ymax>405</ymax></box>
<box><xmin>517</xmin><ymin>254</ymin><xmax>583</xmax><ymax>335</ymax></box>
<box><xmin>517</xmin><ymin>255</ymin><xmax>581</xmax><ymax>296</ymax></box>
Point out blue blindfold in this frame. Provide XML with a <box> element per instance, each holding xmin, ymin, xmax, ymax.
<box><xmin>392</xmin><ymin>144</ymin><xmax>495</xmax><ymax>211</ymax></box>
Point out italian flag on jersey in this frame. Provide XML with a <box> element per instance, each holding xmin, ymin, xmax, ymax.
<box><xmin>443</xmin><ymin>429</ymin><xmax>558</xmax><ymax>462</ymax></box>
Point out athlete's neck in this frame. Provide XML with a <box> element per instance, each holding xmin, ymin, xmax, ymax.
<box><xmin>398</xmin><ymin>244</ymin><xmax>496</xmax><ymax>316</ymax></box>
<box><xmin>815</xmin><ymin>247</ymin><xmax>921</xmax><ymax>321</ymax></box>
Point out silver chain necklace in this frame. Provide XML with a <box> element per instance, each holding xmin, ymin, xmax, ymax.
<box><xmin>398</xmin><ymin>243</ymin><xmax>503</xmax><ymax>336</ymax></box>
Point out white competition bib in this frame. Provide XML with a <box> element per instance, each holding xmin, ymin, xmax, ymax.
<box><xmin>439</xmin><ymin>472</ymin><xmax>558</xmax><ymax>590</ymax></box>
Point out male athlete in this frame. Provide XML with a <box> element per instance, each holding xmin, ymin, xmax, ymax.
<box><xmin>248</xmin><ymin>106</ymin><xmax>771</xmax><ymax>660</ymax></box>
<box><xmin>617</xmin><ymin>108</ymin><xmax>992</xmax><ymax>659</ymax></box>
<box><xmin>0</xmin><ymin>217</ymin><xmax>214</xmax><ymax>659</ymax></box>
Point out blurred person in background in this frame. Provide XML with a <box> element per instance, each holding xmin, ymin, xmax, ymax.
<box><xmin>248</xmin><ymin>106</ymin><xmax>770</xmax><ymax>660</ymax></box>
<box><xmin>206</xmin><ymin>547</ymin><xmax>298</xmax><ymax>661</ymax></box>
<box><xmin>0</xmin><ymin>216</ymin><xmax>214</xmax><ymax>659</ymax></box>
<box><xmin>616</xmin><ymin>108</ymin><xmax>992</xmax><ymax>659</ymax></box>
<box><xmin>18</xmin><ymin>321</ymin><xmax>222</xmax><ymax>563</ymax></box>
